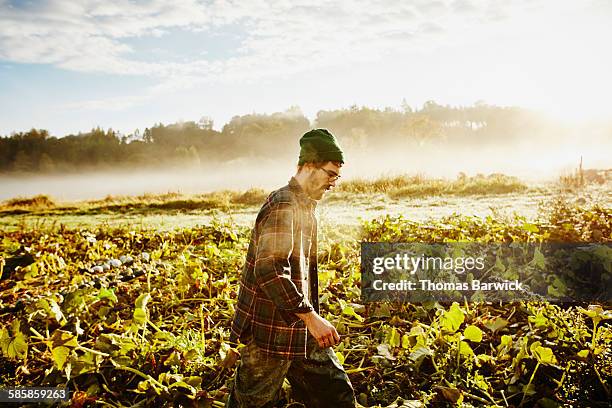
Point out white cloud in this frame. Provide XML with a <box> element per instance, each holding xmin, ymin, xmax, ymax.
<box><xmin>1</xmin><ymin>0</ymin><xmax>609</xmax><ymax>117</ymax></box>
<box><xmin>0</xmin><ymin>0</ymin><xmax>458</xmax><ymax>81</ymax></box>
<box><xmin>60</xmin><ymin>93</ymin><xmax>150</xmax><ymax>111</ymax></box>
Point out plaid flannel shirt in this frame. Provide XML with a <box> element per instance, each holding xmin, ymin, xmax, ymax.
<box><xmin>229</xmin><ymin>177</ymin><xmax>319</xmax><ymax>358</ymax></box>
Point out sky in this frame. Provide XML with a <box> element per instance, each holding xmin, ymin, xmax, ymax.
<box><xmin>1</xmin><ymin>0</ymin><xmax>611</xmax><ymax>136</ymax></box>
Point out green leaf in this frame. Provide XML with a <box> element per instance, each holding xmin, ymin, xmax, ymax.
<box><xmin>494</xmin><ymin>256</ymin><xmax>506</xmax><ymax>272</ymax></box>
<box><xmin>318</xmin><ymin>270</ymin><xmax>336</xmax><ymax>289</ymax></box>
<box><xmin>0</xmin><ymin>328</ymin><xmax>10</xmax><ymax>356</ymax></box>
<box><xmin>532</xmin><ymin>247</ymin><xmax>546</xmax><ymax>269</ymax></box>
<box><xmin>579</xmin><ymin>305</ymin><xmax>612</xmax><ymax>326</ymax></box>
<box><xmin>135</xmin><ymin>293</ymin><xmax>151</xmax><ymax>309</ymax></box>
<box><xmin>342</xmin><ymin>305</ymin><xmax>364</xmax><ymax>322</ymax></box>
<box><xmin>500</xmin><ymin>335</ymin><xmax>513</xmax><ymax>347</ymax></box>
<box><xmin>473</xmin><ymin>372</ymin><xmax>489</xmax><ymax>391</ymax></box>
<box><xmin>95</xmin><ymin>333</ymin><xmax>137</xmax><ymax>356</ymax></box>
<box><xmin>52</xmin><ymin>346</ymin><xmax>71</xmax><ymax>370</ymax></box>
<box><xmin>168</xmin><ymin>381</ymin><xmax>196</xmax><ymax>394</ymax></box>
<box><xmin>185</xmin><ymin>376</ymin><xmax>202</xmax><ymax>388</ymax></box>
<box><xmin>1</xmin><ymin>322</ymin><xmax>28</xmax><ymax>360</ymax></box>
<box><xmin>70</xmin><ymin>351</ymin><xmax>101</xmax><ymax>376</ymax></box>
<box><xmin>440</xmin><ymin>303</ymin><xmax>465</xmax><ymax>333</ymax></box>
<box><xmin>49</xmin><ymin>330</ymin><xmax>79</xmax><ymax>349</ymax></box>
<box><xmin>387</xmin><ymin>328</ymin><xmax>401</xmax><ymax>348</ymax></box>
<box><xmin>25</xmin><ymin>262</ymin><xmax>39</xmax><ymax>279</ymax></box>
<box><xmin>36</xmin><ymin>298</ymin><xmax>67</xmax><ymax>325</ymax></box>
<box><xmin>137</xmin><ymin>379</ymin><xmax>153</xmax><ymax>393</ymax></box>
<box><xmin>163</xmin><ymin>351</ymin><xmax>181</xmax><ymax>367</ymax></box>
<box><xmin>535</xmin><ymin>346</ymin><xmax>556</xmax><ymax>364</ymax></box>
<box><xmin>6</xmin><ymin>332</ymin><xmax>28</xmax><ymax>359</ymax></box>
<box><xmin>49</xmin><ymin>300</ymin><xmax>66</xmax><ymax>324</ymax></box>
<box><xmin>547</xmin><ymin>276</ymin><xmax>567</xmax><ymax>297</ymax></box>
<box><xmin>97</xmin><ymin>288</ymin><xmax>118</xmax><ymax>304</ymax></box>
<box><xmin>459</xmin><ymin>341</ymin><xmax>474</xmax><ymax>356</ymax></box>
<box><xmin>401</xmin><ymin>334</ymin><xmax>410</xmax><ymax>349</ymax></box>
<box><xmin>133</xmin><ymin>308</ymin><xmax>147</xmax><ymax>325</ymax></box>
<box><xmin>47</xmin><ymin>330</ymin><xmax>79</xmax><ymax>369</ymax></box>
<box><xmin>529</xmin><ymin>312</ymin><xmax>547</xmax><ymax>328</ymax></box>
<box><xmin>476</xmin><ymin>354</ymin><xmax>493</xmax><ymax>363</ymax></box>
<box><xmin>376</xmin><ymin>344</ymin><xmax>396</xmax><ymax>360</ymax></box>
<box><xmin>1</xmin><ymin>237</ymin><xmax>20</xmax><ymax>252</ymax></box>
<box><xmin>409</xmin><ymin>346</ymin><xmax>432</xmax><ymax>366</ymax></box>
<box><xmin>577</xmin><ymin>349</ymin><xmax>589</xmax><ymax>358</ymax></box>
<box><xmin>335</xmin><ymin>351</ymin><xmax>345</xmax><ymax>364</ymax></box>
<box><xmin>371</xmin><ymin>303</ymin><xmax>391</xmax><ymax>318</ymax></box>
<box><xmin>463</xmin><ymin>325</ymin><xmax>483</xmax><ymax>342</ymax></box>
<box><xmin>484</xmin><ymin>317</ymin><xmax>509</xmax><ymax>334</ymax></box>
<box><xmin>530</xmin><ymin>342</ymin><xmax>557</xmax><ymax>365</ymax></box>
<box><xmin>133</xmin><ymin>293</ymin><xmax>151</xmax><ymax>325</ymax></box>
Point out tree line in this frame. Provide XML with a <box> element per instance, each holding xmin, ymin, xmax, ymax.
<box><xmin>0</xmin><ymin>102</ymin><xmax>544</xmax><ymax>174</ymax></box>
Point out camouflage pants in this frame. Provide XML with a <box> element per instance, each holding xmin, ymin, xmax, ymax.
<box><xmin>226</xmin><ymin>337</ymin><xmax>355</xmax><ymax>408</ymax></box>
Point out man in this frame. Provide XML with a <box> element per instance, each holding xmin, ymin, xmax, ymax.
<box><xmin>226</xmin><ymin>129</ymin><xmax>356</xmax><ymax>408</ymax></box>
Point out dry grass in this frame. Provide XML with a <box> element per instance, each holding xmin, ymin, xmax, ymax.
<box><xmin>1</xmin><ymin>194</ymin><xmax>56</xmax><ymax>210</ymax></box>
<box><xmin>0</xmin><ymin>189</ymin><xmax>269</xmax><ymax>215</ymax></box>
<box><xmin>337</xmin><ymin>174</ymin><xmax>427</xmax><ymax>194</ymax></box>
<box><xmin>338</xmin><ymin>173</ymin><xmax>527</xmax><ymax>198</ymax></box>
<box><xmin>558</xmin><ymin>168</ymin><xmax>611</xmax><ymax>190</ymax></box>
<box><xmin>83</xmin><ymin>188</ymin><xmax>268</xmax><ymax>213</ymax></box>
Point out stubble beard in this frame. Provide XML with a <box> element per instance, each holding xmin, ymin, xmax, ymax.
<box><xmin>318</xmin><ymin>184</ymin><xmax>330</xmax><ymax>199</ymax></box>
<box><xmin>309</xmin><ymin>185</ymin><xmax>326</xmax><ymax>200</ymax></box>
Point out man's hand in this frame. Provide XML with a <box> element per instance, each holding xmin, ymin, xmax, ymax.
<box><xmin>296</xmin><ymin>311</ymin><xmax>340</xmax><ymax>348</ymax></box>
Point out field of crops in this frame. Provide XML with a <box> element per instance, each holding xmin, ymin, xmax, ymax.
<box><xmin>1</xmin><ymin>191</ymin><xmax>611</xmax><ymax>407</ymax></box>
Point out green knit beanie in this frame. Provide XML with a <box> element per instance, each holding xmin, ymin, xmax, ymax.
<box><xmin>298</xmin><ymin>129</ymin><xmax>344</xmax><ymax>165</ymax></box>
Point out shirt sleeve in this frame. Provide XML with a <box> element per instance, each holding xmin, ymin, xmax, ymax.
<box><xmin>253</xmin><ymin>201</ymin><xmax>313</xmax><ymax>326</ymax></box>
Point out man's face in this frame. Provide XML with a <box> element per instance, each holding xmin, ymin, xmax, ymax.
<box><xmin>304</xmin><ymin>162</ymin><xmax>342</xmax><ymax>200</ymax></box>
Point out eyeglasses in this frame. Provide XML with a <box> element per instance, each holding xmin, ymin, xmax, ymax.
<box><xmin>318</xmin><ymin>167</ymin><xmax>341</xmax><ymax>181</ymax></box>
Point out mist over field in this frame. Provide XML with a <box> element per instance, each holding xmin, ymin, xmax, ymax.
<box><xmin>0</xmin><ymin>163</ymin><xmax>284</xmax><ymax>201</ymax></box>
<box><xmin>1</xmin><ymin>103</ymin><xmax>611</xmax><ymax>202</ymax></box>
<box><xmin>1</xmin><ymin>137</ymin><xmax>610</xmax><ymax>202</ymax></box>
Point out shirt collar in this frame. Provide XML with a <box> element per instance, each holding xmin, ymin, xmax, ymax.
<box><xmin>288</xmin><ymin>177</ymin><xmax>317</xmax><ymax>209</ymax></box>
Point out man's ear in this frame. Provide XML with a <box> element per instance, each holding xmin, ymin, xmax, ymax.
<box><xmin>299</xmin><ymin>162</ymin><xmax>317</xmax><ymax>175</ymax></box>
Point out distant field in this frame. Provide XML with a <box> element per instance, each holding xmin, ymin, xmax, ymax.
<box><xmin>0</xmin><ymin>174</ymin><xmax>610</xmax><ymax>231</ymax></box>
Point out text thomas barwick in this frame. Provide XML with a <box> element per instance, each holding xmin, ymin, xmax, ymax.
<box><xmin>371</xmin><ymin>279</ymin><xmax>523</xmax><ymax>291</ymax></box>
